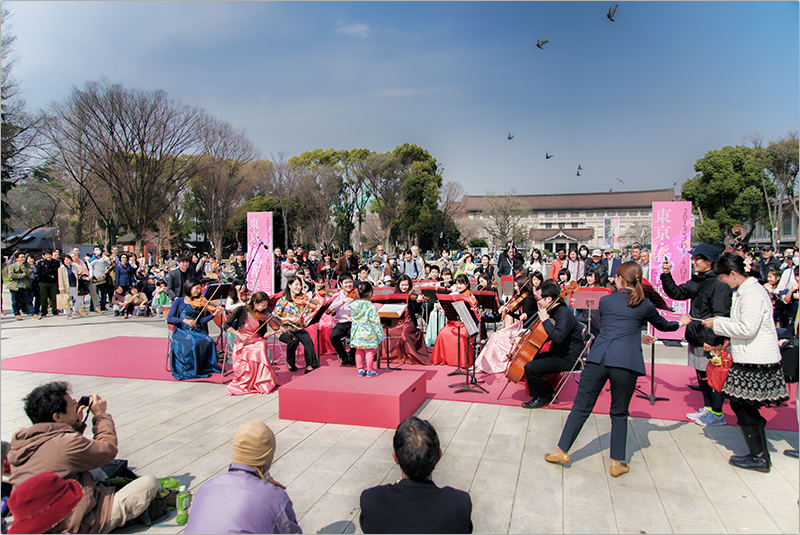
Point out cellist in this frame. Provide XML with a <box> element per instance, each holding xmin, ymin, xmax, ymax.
<box><xmin>520</xmin><ymin>279</ymin><xmax>586</xmax><ymax>409</ymax></box>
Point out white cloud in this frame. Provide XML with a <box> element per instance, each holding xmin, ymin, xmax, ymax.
<box><xmin>336</xmin><ymin>22</ymin><xmax>370</xmax><ymax>39</ymax></box>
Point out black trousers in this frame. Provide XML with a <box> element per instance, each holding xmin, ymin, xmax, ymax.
<box><xmin>696</xmin><ymin>369</ymin><xmax>725</xmax><ymax>412</ymax></box>
<box><xmin>39</xmin><ymin>282</ymin><xmax>58</xmax><ymax>315</ymax></box>
<box><xmin>524</xmin><ymin>351</ymin><xmax>577</xmax><ymax>398</ymax></box>
<box><xmin>730</xmin><ymin>399</ymin><xmax>766</xmax><ymax>427</ymax></box>
<box><xmin>331</xmin><ymin>321</ymin><xmax>355</xmax><ymax>363</ymax></box>
<box><xmin>557</xmin><ymin>356</ymin><xmax>639</xmax><ymax>461</ymax></box>
<box><xmin>280</xmin><ymin>329</ymin><xmax>319</xmax><ymax>369</ymax></box>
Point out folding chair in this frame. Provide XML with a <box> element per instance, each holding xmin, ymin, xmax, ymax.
<box><xmin>213</xmin><ymin>309</ymin><xmax>234</xmax><ymax>384</ymax></box>
<box><xmin>549</xmin><ymin>322</ymin><xmax>594</xmax><ymax>406</ymax></box>
<box><xmin>165</xmin><ymin>316</ymin><xmax>175</xmax><ymax>372</ymax></box>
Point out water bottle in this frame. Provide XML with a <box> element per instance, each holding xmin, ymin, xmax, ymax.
<box><xmin>176</xmin><ymin>485</ymin><xmax>190</xmax><ymax>525</ymax></box>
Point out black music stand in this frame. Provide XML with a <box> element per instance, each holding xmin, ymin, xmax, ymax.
<box><xmin>203</xmin><ymin>283</ymin><xmax>232</xmax><ymax>302</ymax></box>
<box><xmin>438</xmin><ymin>295</ymin><xmax>487</xmax><ymax>394</ymax></box>
<box><xmin>304</xmin><ymin>301</ymin><xmax>332</xmax><ymax>361</ymax></box>
<box><xmin>635</xmin><ymin>324</ymin><xmax>669</xmax><ymax>405</ymax></box>
<box><xmin>372</xmin><ymin>294</ymin><xmax>407</xmax><ymax>371</ymax></box>
<box><xmin>473</xmin><ymin>290</ymin><xmax>500</xmax><ymax>329</ymax></box>
<box><xmin>420</xmin><ymin>286</ymin><xmax>449</xmax><ymax>324</ymax></box>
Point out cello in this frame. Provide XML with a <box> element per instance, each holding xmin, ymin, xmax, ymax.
<box><xmin>504</xmin><ymin>281</ymin><xmax>579</xmax><ymax>384</ymax></box>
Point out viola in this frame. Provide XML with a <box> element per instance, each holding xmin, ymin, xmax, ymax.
<box><xmin>504</xmin><ymin>281</ymin><xmax>579</xmax><ymax>384</ymax></box>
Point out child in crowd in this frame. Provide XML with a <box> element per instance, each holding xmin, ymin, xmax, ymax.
<box><xmin>348</xmin><ymin>282</ymin><xmax>384</xmax><ymax>378</ymax></box>
<box><xmin>111</xmin><ymin>286</ymin><xmax>127</xmax><ymax>317</ymax></box>
<box><xmin>152</xmin><ymin>281</ymin><xmax>171</xmax><ymax>317</ymax></box>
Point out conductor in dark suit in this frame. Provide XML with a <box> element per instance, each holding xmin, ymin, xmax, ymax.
<box><xmin>359</xmin><ymin>417</ymin><xmax>472</xmax><ymax>534</ymax></box>
<box><xmin>521</xmin><ymin>279</ymin><xmax>586</xmax><ymax>409</ymax></box>
<box><xmin>545</xmin><ymin>262</ymin><xmax>691</xmax><ymax>478</ymax></box>
<box><xmin>165</xmin><ymin>254</ymin><xmax>197</xmax><ymax>299</ymax></box>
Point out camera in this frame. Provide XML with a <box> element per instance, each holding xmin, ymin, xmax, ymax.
<box><xmin>77</xmin><ymin>396</ymin><xmax>91</xmax><ymax>408</ymax></box>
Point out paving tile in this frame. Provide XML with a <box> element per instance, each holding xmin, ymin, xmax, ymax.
<box><xmin>470</xmin><ymin>457</ymin><xmax>520</xmax><ymax>497</ymax></box>
<box><xmin>470</xmin><ymin>491</ymin><xmax>513</xmax><ymax>534</ymax></box>
<box><xmin>285</xmin><ymin>468</ymin><xmax>346</xmax><ymax>515</ymax></box>
<box><xmin>296</xmin><ymin>491</ymin><xmax>360</xmax><ymax>535</ymax></box>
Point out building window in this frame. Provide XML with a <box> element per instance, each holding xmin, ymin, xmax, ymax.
<box><xmin>630</xmin><ymin>210</ymin><xmax>638</xmax><ymax>216</ymax></box>
<box><xmin>558</xmin><ymin>212</ymin><xmax>566</xmax><ymax>218</ymax></box>
<box><xmin>545</xmin><ymin>212</ymin><xmax>553</xmax><ymax>218</ymax></box>
<box><xmin>571</xmin><ymin>223</ymin><xmax>580</xmax><ymax>228</ymax></box>
<box><xmin>544</xmin><ymin>223</ymin><xmax>552</xmax><ymax>229</ymax></box>
<box><xmin>531</xmin><ymin>212</ymin><xmax>538</xmax><ymax>218</ymax></box>
<box><xmin>586</xmin><ymin>212</ymin><xmax>593</xmax><ymax>217</ymax></box>
<box><xmin>783</xmin><ymin>218</ymin><xmax>793</xmax><ymax>237</ymax></box>
<box><xmin>571</xmin><ymin>211</ymin><xmax>579</xmax><ymax>217</ymax></box>
<box><xmin>558</xmin><ymin>222</ymin><xmax>564</xmax><ymax>229</ymax></box>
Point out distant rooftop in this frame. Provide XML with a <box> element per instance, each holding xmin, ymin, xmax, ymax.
<box><xmin>464</xmin><ymin>188</ymin><xmax>677</xmax><ymax>212</ymax></box>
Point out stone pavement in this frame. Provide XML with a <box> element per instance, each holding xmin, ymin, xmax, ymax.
<box><xmin>1</xmin><ymin>297</ymin><xmax>798</xmax><ymax>534</ymax></box>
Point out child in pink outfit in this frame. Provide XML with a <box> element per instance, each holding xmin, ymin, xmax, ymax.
<box><xmin>348</xmin><ymin>283</ymin><xmax>385</xmax><ymax>377</ymax></box>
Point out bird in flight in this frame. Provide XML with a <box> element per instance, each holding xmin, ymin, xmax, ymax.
<box><xmin>536</xmin><ymin>40</ymin><xmax>548</xmax><ymax>49</ymax></box>
<box><xmin>578</xmin><ymin>164</ymin><xmax>583</xmax><ymax>171</ymax></box>
<box><xmin>576</xmin><ymin>170</ymin><xmax>581</xmax><ymax>177</ymax></box>
<box><xmin>545</xmin><ymin>153</ymin><xmax>553</xmax><ymax>159</ymax></box>
<box><xmin>507</xmin><ymin>133</ymin><xmax>514</xmax><ymax>140</ymax></box>
<box><xmin>615</xmin><ymin>177</ymin><xmax>625</xmax><ymax>184</ymax></box>
<box><xmin>609</xmin><ymin>188</ymin><xmax>613</xmax><ymax>192</ymax></box>
<box><xmin>607</xmin><ymin>4</ymin><xmax>618</xmax><ymax>21</ymax></box>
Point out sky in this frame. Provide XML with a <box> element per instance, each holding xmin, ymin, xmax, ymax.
<box><xmin>4</xmin><ymin>1</ymin><xmax>799</xmax><ymax>198</ymax></box>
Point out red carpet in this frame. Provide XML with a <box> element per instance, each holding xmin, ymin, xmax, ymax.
<box><xmin>3</xmin><ymin>337</ymin><xmax>797</xmax><ymax>431</ymax></box>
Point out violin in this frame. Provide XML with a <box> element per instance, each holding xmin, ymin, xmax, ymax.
<box><xmin>295</xmin><ymin>294</ymin><xmax>322</xmax><ymax>310</ymax></box>
<box><xmin>501</xmin><ymin>290</ymin><xmax>530</xmax><ymax>320</ymax></box>
<box><xmin>189</xmin><ymin>296</ymin><xmax>221</xmax><ymax>312</ymax></box>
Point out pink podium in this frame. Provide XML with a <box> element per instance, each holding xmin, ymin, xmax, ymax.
<box><xmin>278</xmin><ymin>366</ymin><xmax>427</xmax><ymax>428</ymax></box>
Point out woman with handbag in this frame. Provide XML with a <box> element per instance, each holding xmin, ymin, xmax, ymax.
<box><xmin>702</xmin><ymin>253</ymin><xmax>789</xmax><ymax>473</ymax></box>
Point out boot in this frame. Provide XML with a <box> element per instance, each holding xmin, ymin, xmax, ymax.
<box><xmin>729</xmin><ymin>425</ymin><xmax>770</xmax><ymax>473</ymax></box>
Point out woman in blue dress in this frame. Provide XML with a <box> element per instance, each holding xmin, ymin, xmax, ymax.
<box><xmin>167</xmin><ymin>278</ymin><xmax>222</xmax><ymax>380</ymax></box>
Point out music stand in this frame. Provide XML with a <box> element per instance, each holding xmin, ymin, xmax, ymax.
<box><xmin>437</xmin><ymin>295</ymin><xmax>488</xmax><ymax>394</ymax></box>
<box><xmin>473</xmin><ymin>290</ymin><xmax>500</xmax><ymax>327</ymax></box>
<box><xmin>635</xmin><ymin>279</ymin><xmax>674</xmax><ymax>405</ymax></box>
<box><xmin>371</xmin><ymin>293</ymin><xmax>407</xmax><ymax>370</ymax></box>
<box><xmin>203</xmin><ymin>283</ymin><xmax>231</xmax><ymax>302</ymax></box>
<box><xmin>570</xmin><ymin>288</ymin><xmax>610</xmax><ymax>336</ymax></box>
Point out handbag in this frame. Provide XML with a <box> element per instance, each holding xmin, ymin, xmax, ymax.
<box><xmin>56</xmin><ymin>293</ymin><xmax>73</xmax><ymax>310</ymax></box>
<box><xmin>705</xmin><ymin>341</ymin><xmax>732</xmax><ymax>392</ymax></box>
<box><xmin>781</xmin><ymin>336</ymin><xmax>799</xmax><ymax>384</ymax></box>
<box><xmin>77</xmin><ymin>279</ymin><xmax>90</xmax><ymax>296</ymax></box>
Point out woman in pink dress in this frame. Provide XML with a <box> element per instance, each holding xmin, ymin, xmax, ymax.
<box><xmin>386</xmin><ymin>274</ymin><xmax>431</xmax><ymax>365</ymax></box>
<box><xmin>223</xmin><ymin>291</ymin><xmax>281</xmax><ymax>395</ymax></box>
<box><xmin>431</xmin><ymin>274</ymin><xmax>481</xmax><ymax>367</ymax></box>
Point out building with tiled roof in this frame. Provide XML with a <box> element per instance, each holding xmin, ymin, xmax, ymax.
<box><xmin>464</xmin><ymin>188</ymin><xmax>678</xmax><ymax>253</ymax></box>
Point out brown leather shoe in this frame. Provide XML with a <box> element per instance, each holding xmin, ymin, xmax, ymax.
<box><xmin>610</xmin><ymin>460</ymin><xmax>629</xmax><ymax>477</ymax></box>
<box><xmin>544</xmin><ymin>448</ymin><xmax>570</xmax><ymax>465</ymax></box>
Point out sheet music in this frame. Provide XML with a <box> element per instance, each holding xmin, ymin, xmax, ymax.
<box><xmin>376</xmin><ymin>303</ymin><xmax>407</xmax><ymax>318</ymax></box>
<box><xmin>453</xmin><ymin>301</ymin><xmax>480</xmax><ymax>337</ymax></box>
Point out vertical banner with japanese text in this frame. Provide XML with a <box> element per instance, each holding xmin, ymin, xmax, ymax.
<box><xmin>246</xmin><ymin>212</ymin><xmax>274</xmax><ymax>294</ymax></box>
<box><xmin>650</xmin><ymin>201</ymin><xmax>692</xmax><ymax>340</ymax></box>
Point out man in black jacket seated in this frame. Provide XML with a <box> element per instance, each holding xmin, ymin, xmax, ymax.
<box><xmin>522</xmin><ymin>279</ymin><xmax>586</xmax><ymax>409</ymax></box>
<box><xmin>359</xmin><ymin>417</ymin><xmax>472</xmax><ymax>534</ymax></box>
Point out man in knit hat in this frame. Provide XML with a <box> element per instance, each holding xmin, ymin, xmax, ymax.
<box><xmin>184</xmin><ymin>421</ymin><xmax>302</xmax><ymax>534</ymax></box>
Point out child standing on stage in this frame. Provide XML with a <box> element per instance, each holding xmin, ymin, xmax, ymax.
<box><xmin>349</xmin><ymin>282</ymin><xmax>385</xmax><ymax>377</ymax></box>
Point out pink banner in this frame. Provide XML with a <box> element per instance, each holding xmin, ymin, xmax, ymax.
<box><xmin>246</xmin><ymin>212</ymin><xmax>274</xmax><ymax>294</ymax></box>
<box><xmin>649</xmin><ymin>201</ymin><xmax>693</xmax><ymax>340</ymax></box>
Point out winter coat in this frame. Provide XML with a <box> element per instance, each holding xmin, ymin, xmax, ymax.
<box><xmin>660</xmin><ymin>269</ymin><xmax>731</xmax><ymax>347</ymax></box>
<box><xmin>8</xmin><ymin>414</ymin><xmax>118</xmax><ymax>534</ymax></box>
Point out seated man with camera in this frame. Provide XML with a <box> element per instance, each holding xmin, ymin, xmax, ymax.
<box><xmin>7</xmin><ymin>381</ymin><xmax>163</xmax><ymax>533</ymax></box>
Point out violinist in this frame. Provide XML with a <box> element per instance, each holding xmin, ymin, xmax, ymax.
<box><xmin>167</xmin><ymin>278</ymin><xmax>223</xmax><ymax>381</ymax></box>
<box><xmin>307</xmin><ymin>278</ymin><xmax>335</xmax><ymax>357</ymax></box>
<box><xmin>225</xmin><ymin>278</ymin><xmax>247</xmax><ymax>312</ymax></box>
<box><xmin>431</xmin><ymin>274</ymin><xmax>480</xmax><ymax>367</ymax></box>
<box><xmin>385</xmin><ymin>274</ymin><xmax>430</xmax><ymax>365</ymax></box>
<box><xmin>222</xmin><ymin>291</ymin><xmax>281</xmax><ymax>395</ymax></box>
<box><xmin>520</xmin><ymin>280</ymin><xmax>585</xmax><ymax>409</ymax></box>
<box><xmin>273</xmin><ymin>276</ymin><xmax>320</xmax><ymax>374</ymax></box>
<box><xmin>499</xmin><ymin>273</ymin><xmax>537</xmax><ymax>329</ymax></box>
<box><xmin>328</xmin><ymin>272</ymin><xmax>357</xmax><ymax>366</ymax></box>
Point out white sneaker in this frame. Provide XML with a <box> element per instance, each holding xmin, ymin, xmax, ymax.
<box><xmin>695</xmin><ymin>411</ymin><xmax>726</xmax><ymax>427</ymax></box>
<box><xmin>686</xmin><ymin>407</ymin><xmax>708</xmax><ymax>421</ymax></box>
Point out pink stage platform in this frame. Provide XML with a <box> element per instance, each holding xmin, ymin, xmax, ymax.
<box><xmin>278</xmin><ymin>366</ymin><xmax>427</xmax><ymax>428</ymax></box>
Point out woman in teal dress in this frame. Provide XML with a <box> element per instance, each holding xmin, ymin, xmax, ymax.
<box><xmin>167</xmin><ymin>278</ymin><xmax>222</xmax><ymax>380</ymax></box>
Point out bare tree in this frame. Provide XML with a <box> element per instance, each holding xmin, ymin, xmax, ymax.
<box><xmin>745</xmin><ymin>131</ymin><xmax>799</xmax><ymax>248</ymax></box>
<box><xmin>190</xmin><ymin>117</ymin><xmax>258</xmax><ymax>256</ymax></box>
<box><xmin>622</xmin><ymin>220</ymin><xmax>652</xmax><ymax>247</ymax></box>
<box><xmin>5</xmin><ymin>166</ymin><xmax>66</xmax><ymax>233</ymax></box>
<box><xmin>481</xmin><ymin>190</ymin><xmax>528</xmax><ymax>246</ymax></box>
<box><xmin>45</xmin><ymin>78</ymin><xmax>207</xmax><ymax>254</ymax></box>
<box><xmin>355</xmin><ymin>151</ymin><xmax>406</xmax><ymax>250</ymax></box>
<box><xmin>293</xmin><ymin>164</ymin><xmax>336</xmax><ymax>250</ymax></box>
<box><xmin>261</xmin><ymin>153</ymin><xmax>297</xmax><ymax>251</ymax></box>
<box><xmin>432</xmin><ymin>180</ymin><xmax>466</xmax><ymax>251</ymax></box>
<box><xmin>2</xmin><ymin>9</ymin><xmax>46</xmax><ymax>231</ymax></box>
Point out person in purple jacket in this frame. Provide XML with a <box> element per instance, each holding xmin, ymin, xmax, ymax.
<box><xmin>184</xmin><ymin>420</ymin><xmax>301</xmax><ymax>534</ymax></box>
